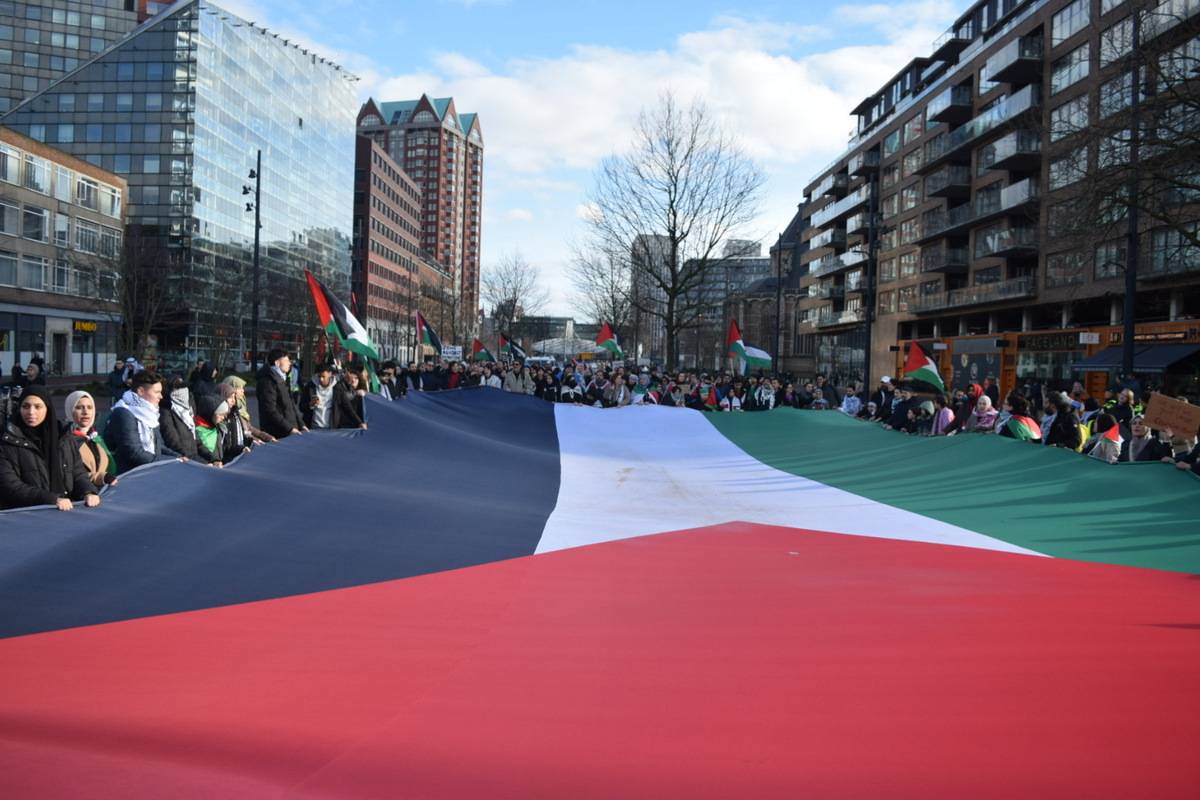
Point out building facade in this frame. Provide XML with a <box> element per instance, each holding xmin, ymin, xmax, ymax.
<box><xmin>1</xmin><ymin>124</ymin><xmax>125</xmax><ymax>376</ymax></box>
<box><xmin>0</xmin><ymin>0</ymin><xmax>145</xmax><ymax>116</ymax></box>
<box><xmin>353</xmin><ymin>135</ymin><xmax>452</xmax><ymax>362</ymax></box>
<box><xmin>357</xmin><ymin>96</ymin><xmax>483</xmax><ymax>342</ymax></box>
<box><xmin>1</xmin><ymin>0</ymin><xmax>358</xmax><ymax>369</ymax></box>
<box><xmin>790</xmin><ymin>0</ymin><xmax>1199</xmax><ymax>395</ymax></box>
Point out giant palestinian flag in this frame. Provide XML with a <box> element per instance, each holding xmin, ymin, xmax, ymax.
<box><xmin>596</xmin><ymin>321</ymin><xmax>623</xmax><ymax>359</ymax></box>
<box><xmin>415</xmin><ymin>311</ymin><xmax>442</xmax><ymax>355</ymax></box>
<box><xmin>1</xmin><ymin>392</ymin><xmax>1198</xmax><ymax>798</ymax></box>
<box><xmin>305</xmin><ymin>270</ymin><xmax>380</xmax><ymax>361</ymax></box>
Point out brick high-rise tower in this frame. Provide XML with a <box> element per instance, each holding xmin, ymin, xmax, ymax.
<box><xmin>357</xmin><ymin>95</ymin><xmax>482</xmax><ymax>341</ymax></box>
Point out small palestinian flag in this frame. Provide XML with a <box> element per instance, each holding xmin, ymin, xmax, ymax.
<box><xmin>472</xmin><ymin>339</ymin><xmax>496</xmax><ymax>362</ymax></box>
<box><xmin>416</xmin><ymin>312</ymin><xmax>442</xmax><ymax>355</ymax></box>
<box><xmin>1103</xmin><ymin>424</ymin><xmax>1123</xmax><ymax>446</ymax></box>
<box><xmin>705</xmin><ymin>385</ymin><xmax>720</xmax><ymax>410</ymax></box>
<box><xmin>726</xmin><ymin>320</ymin><xmax>771</xmax><ymax>372</ymax></box>
<box><xmin>1005</xmin><ymin>415</ymin><xmax>1043</xmax><ymax>441</ymax></box>
<box><xmin>903</xmin><ymin>342</ymin><xmax>945</xmax><ymax>393</ymax></box>
<box><xmin>304</xmin><ymin>271</ymin><xmax>380</xmax><ymax>361</ymax></box>
<box><xmin>500</xmin><ymin>334</ymin><xmax>527</xmax><ymax>361</ymax></box>
<box><xmin>596</xmin><ymin>322</ymin><xmax>623</xmax><ymax>359</ymax></box>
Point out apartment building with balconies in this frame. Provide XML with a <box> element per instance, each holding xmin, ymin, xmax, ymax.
<box><xmin>789</xmin><ymin>0</ymin><xmax>1200</xmax><ymax>394</ymax></box>
<box><xmin>0</xmin><ymin>124</ymin><xmax>125</xmax><ymax>376</ymax></box>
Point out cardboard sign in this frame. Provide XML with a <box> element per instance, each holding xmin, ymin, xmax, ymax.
<box><xmin>1143</xmin><ymin>392</ymin><xmax>1200</xmax><ymax>436</ymax></box>
<box><xmin>441</xmin><ymin>345</ymin><xmax>463</xmax><ymax>361</ymax></box>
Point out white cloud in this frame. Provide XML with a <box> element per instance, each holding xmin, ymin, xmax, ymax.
<box><xmin>234</xmin><ymin>4</ymin><xmax>964</xmax><ymax>314</ymax></box>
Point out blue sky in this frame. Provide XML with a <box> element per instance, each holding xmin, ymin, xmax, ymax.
<box><xmin>219</xmin><ymin>0</ymin><xmax>971</xmax><ymax>315</ymax></box>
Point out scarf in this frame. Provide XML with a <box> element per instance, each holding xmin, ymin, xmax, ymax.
<box><xmin>15</xmin><ymin>385</ymin><xmax>65</xmax><ymax>495</ymax></box>
<box><xmin>271</xmin><ymin>365</ymin><xmax>288</xmax><ymax>383</ymax></box>
<box><xmin>113</xmin><ymin>389</ymin><xmax>160</xmax><ymax>454</ymax></box>
<box><xmin>169</xmin><ymin>387</ymin><xmax>197</xmax><ymax>434</ymax></box>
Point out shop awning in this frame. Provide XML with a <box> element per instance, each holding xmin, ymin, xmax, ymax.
<box><xmin>1135</xmin><ymin>343</ymin><xmax>1200</xmax><ymax>372</ymax></box>
<box><xmin>1071</xmin><ymin>344</ymin><xmax>1200</xmax><ymax>373</ymax></box>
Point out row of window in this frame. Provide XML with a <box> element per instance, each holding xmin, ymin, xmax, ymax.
<box><xmin>0</xmin><ymin>200</ymin><xmax>121</xmax><ymax>255</ymax></box>
<box><xmin>0</xmin><ymin>143</ymin><xmax>122</xmax><ymax>216</ymax></box>
<box><xmin>0</xmin><ymin>250</ymin><xmax>120</xmax><ymax>301</ymax></box>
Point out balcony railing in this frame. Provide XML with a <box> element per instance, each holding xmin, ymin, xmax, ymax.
<box><xmin>808</xmin><ymin>284</ymin><xmax>845</xmax><ymax>299</ymax></box>
<box><xmin>926</xmin><ymin>85</ymin><xmax>973</xmax><ymax>124</ymax></box>
<box><xmin>849</xmin><ymin>150</ymin><xmax>880</xmax><ymax>175</ymax></box>
<box><xmin>974</xmin><ymin>224</ymin><xmax>1038</xmax><ymax>258</ymax></box>
<box><xmin>920</xmin><ymin>178</ymin><xmax>1039</xmax><ymax>241</ymax></box>
<box><xmin>1141</xmin><ymin>251</ymin><xmax>1200</xmax><ymax>280</ymax></box>
<box><xmin>814</xmin><ymin>172</ymin><xmax>848</xmax><ymax>198</ymax></box>
<box><xmin>809</xmin><ymin>228</ymin><xmax>848</xmax><ymax>251</ymax></box>
<box><xmin>846</xmin><ymin>211</ymin><xmax>873</xmax><ymax>234</ymax></box>
<box><xmin>809</xmin><ymin>184</ymin><xmax>870</xmax><ymax>229</ymax></box>
<box><xmin>986</xmin><ymin>35</ymin><xmax>1043</xmax><ymax>85</ymax></box>
<box><xmin>931</xmin><ymin>20</ymin><xmax>976</xmax><ymax>59</ymax></box>
<box><xmin>817</xmin><ymin>308</ymin><xmax>866</xmax><ymax>327</ymax></box>
<box><xmin>922</xmin><ymin>84</ymin><xmax>1042</xmax><ymax>171</ymax></box>
<box><xmin>977</xmin><ymin>130</ymin><xmax>1042</xmax><ymax>172</ymax></box>
<box><xmin>809</xmin><ymin>248</ymin><xmax>868</xmax><ymax>278</ymax></box>
<box><xmin>911</xmin><ymin>275</ymin><xmax>1036</xmax><ymax>313</ymax></box>
<box><xmin>920</xmin><ymin>244</ymin><xmax>970</xmax><ymax>273</ymax></box>
<box><xmin>924</xmin><ymin>164</ymin><xmax>972</xmax><ymax>198</ymax></box>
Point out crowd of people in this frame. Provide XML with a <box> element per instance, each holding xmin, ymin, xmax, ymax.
<box><xmin>379</xmin><ymin>358</ymin><xmax>1200</xmax><ymax>476</ymax></box>
<box><xmin>3</xmin><ymin>350</ymin><xmax>1196</xmax><ymax>513</ymax></box>
<box><xmin>0</xmin><ymin>349</ymin><xmax>373</xmax><ymax>513</ymax></box>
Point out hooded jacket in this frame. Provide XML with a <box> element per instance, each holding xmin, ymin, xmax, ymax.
<box><xmin>0</xmin><ymin>388</ymin><xmax>96</xmax><ymax>509</ymax></box>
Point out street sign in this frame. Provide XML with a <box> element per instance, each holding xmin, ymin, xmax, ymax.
<box><xmin>1079</xmin><ymin>332</ymin><xmax>1101</xmax><ymax>345</ymax></box>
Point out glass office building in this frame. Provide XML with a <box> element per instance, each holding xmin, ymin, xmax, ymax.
<box><xmin>1</xmin><ymin>0</ymin><xmax>357</xmax><ymax>365</ymax></box>
<box><xmin>0</xmin><ymin>0</ymin><xmax>143</xmax><ymax>115</ymax></box>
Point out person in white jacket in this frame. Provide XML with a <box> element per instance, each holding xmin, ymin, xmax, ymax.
<box><xmin>482</xmin><ymin>366</ymin><xmax>502</xmax><ymax>389</ymax></box>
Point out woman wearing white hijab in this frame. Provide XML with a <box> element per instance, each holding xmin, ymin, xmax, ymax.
<box><xmin>63</xmin><ymin>390</ymin><xmax>117</xmax><ymax>489</ymax></box>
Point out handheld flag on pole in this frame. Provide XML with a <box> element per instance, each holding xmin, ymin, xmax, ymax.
<box><xmin>725</xmin><ymin>319</ymin><xmax>772</xmax><ymax>374</ymax></box>
<box><xmin>416</xmin><ymin>312</ymin><xmax>442</xmax><ymax>357</ymax></box>
<box><xmin>471</xmin><ymin>338</ymin><xmax>496</xmax><ymax>362</ymax></box>
<box><xmin>596</xmin><ymin>322</ymin><xmax>623</xmax><ymax>359</ymax></box>
<box><xmin>903</xmin><ymin>342</ymin><xmax>946</xmax><ymax>393</ymax></box>
<box><xmin>500</xmin><ymin>334</ymin><xmax>527</xmax><ymax>361</ymax></box>
<box><xmin>304</xmin><ymin>270</ymin><xmax>380</xmax><ymax>361</ymax></box>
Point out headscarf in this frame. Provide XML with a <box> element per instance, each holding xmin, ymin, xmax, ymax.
<box><xmin>221</xmin><ymin>375</ymin><xmax>252</xmax><ymax>423</ymax></box>
<box><xmin>64</xmin><ymin>390</ymin><xmax>97</xmax><ymax>436</ymax></box>
<box><xmin>168</xmin><ymin>385</ymin><xmax>197</xmax><ymax>434</ymax></box>
<box><xmin>15</xmin><ymin>385</ymin><xmax>65</xmax><ymax>494</ymax></box>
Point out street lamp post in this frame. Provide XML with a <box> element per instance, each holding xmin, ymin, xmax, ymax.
<box><xmin>1121</xmin><ymin>15</ymin><xmax>1142</xmax><ymax>378</ymax></box>
<box><xmin>243</xmin><ymin>150</ymin><xmax>262</xmax><ymax>372</ymax></box>
<box><xmin>773</xmin><ymin>232</ymin><xmax>783</xmax><ymax>375</ymax></box>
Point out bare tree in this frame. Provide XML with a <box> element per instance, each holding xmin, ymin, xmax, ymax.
<box><xmin>1044</xmin><ymin>2</ymin><xmax>1200</xmax><ymax>274</ymax></box>
<box><xmin>582</xmin><ymin>92</ymin><xmax>764</xmax><ymax>366</ymax></box>
<box><xmin>481</xmin><ymin>251</ymin><xmax>550</xmax><ymax>336</ymax></box>
<box><xmin>568</xmin><ymin>242</ymin><xmax>633</xmax><ymax>338</ymax></box>
<box><xmin>69</xmin><ymin>235</ymin><xmax>177</xmax><ymax>363</ymax></box>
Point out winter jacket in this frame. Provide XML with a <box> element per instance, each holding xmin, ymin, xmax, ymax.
<box><xmin>1044</xmin><ymin>414</ymin><xmax>1083</xmax><ymax>450</ymax></box>
<box><xmin>257</xmin><ymin>365</ymin><xmax>303</xmax><ymax>438</ymax></box>
<box><xmin>104</xmin><ymin>406</ymin><xmax>173</xmax><ymax>473</ymax></box>
<box><xmin>68</xmin><ymin>428</ymin><xmax>116</xmax><ymax>488</ymax></box>
<box><xmin>0</xmin><ymin>421</ymin><xmax>96</xmax><ymax>509</ymax></box>
<box><xmin>1119</xmin><ymin>436</ymin><xmax>1175</xmax><ymax>463</ymax></box>
<box><xmin>504</xmin><ymin>371</ymin><xmax>533</xmax><ymax>394</ymax></box>
<box><xmin>159</xmin><ymin>403</ymin><xmax>204</xmax><ymax>462</ymax></box>
<box><xmin>301</xmin><ymin>380</ymin><xmax>363</xmax><ymax>429</ymax></box>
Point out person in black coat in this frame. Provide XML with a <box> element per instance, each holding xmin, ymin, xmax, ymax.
<box><xmin>884</xmin><ymin>386</ymin><xmax>914</xmax><ymax>430</ymax></box>
<box><xmin>1120</xmin><ymin>415</ymin><xmax>1175</xmax><ymax>462</ymax></box>
<box><xmin>0</xmin><ymin>385</ymin><xmax>99</xmax><ymax>511</ymax></box>
<box><xmin>158</xmin><ymin>375</ymin><xmax>219</xmax><ymax>464</ymax></box>
<box><xmin>301</xmin><ymin>365</ymin><xmax>364</xmax><ymax>430</ymax></box>
<box><xmin>256</xmin><ymin>349</ymin><xmax>305</xmax><ymax>439</ymax></box>
<box><xmin>869</xmin><ymin>378</ymin><xmax>895</xmax><ymax>421</ymax></box>
<box><xmin>1043</xmin><ymin>394</ymin><xmax>1082</xmax><ymax>450</ymax></box>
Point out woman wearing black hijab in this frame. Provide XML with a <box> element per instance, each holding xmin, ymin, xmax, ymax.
<box><xmin>0</xmin><ymin>385</ymin><xmax>100</xmax><ymax>511</ymax></box>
